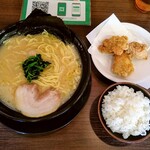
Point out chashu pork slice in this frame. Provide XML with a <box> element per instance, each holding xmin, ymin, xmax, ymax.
<box><xmin>15</xmin><ymin>83</ymin><xmax>61</xmax><ymax>118</ymax></box>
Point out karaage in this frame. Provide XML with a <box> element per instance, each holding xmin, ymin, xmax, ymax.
<box><xmin>127</xmin><ymin>42</ymin><xmax>148</xmax><ymax>59</ymax></box>
<box><xmin>98</xmin><ymin>36</ymin><xmax>129</xmax><ymax>55</ymax></box>
<box><xmin>112</xmin><ymin>53</ymin><xmax>134</xmax><ymax>77</ymax></box>
<box><xmin>98</xmin><ymin>35</ymin><xmax>148</xmax><ymax>77</ymax></box>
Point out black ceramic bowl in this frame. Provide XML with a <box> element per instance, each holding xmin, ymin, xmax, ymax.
<box><xmin>98</xmin><ymin>82</ymin><xmax>150</xmax><ymax>144</ymax></box>
<box><xmin>0</xmin><ymin>9</ymin><xmax>91</xmax><ymax>134</ymax></box>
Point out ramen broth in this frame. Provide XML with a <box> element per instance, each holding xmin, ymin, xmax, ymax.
<box><xmin>0</xmin><ymin>31</ymin><xmax>82</xmax><ymax>115</ymax></box>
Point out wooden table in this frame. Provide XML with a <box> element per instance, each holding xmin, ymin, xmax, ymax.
<box><xmin>0</xmin><ymin>0</ymin><xmax>150</xmax><ymax>149</ymax></box>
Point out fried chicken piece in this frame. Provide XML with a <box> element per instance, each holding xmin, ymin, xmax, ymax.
<box><xmin>98</xmin><ymin>36</ymin><xmax>129</xmax><ymax>55</ymax></box>
<box><xmin>127</xmin><ymin>42</ymin><xmax>148</xmax><ymax>59</ymax></box>
<box><xmin>112</xmin><ymin>53</ymin><xmax>134</xmax><ymax>77</ymax></box>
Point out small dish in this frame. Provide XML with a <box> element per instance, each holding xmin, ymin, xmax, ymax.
<box><xmin>91</xmin><ymin>22</ymin><xmax>150</xmax><ymax>84</ymax></box>
<box><xmin>98</xmin><ymin>82</ymin><xmax>150</xmax><ymax>143</ymax></box>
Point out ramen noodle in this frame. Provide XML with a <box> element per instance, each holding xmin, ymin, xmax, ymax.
<box><xmin>0</xmin><ymin>30</ymin><xmax>82</xmax><ymax>117</ymax></box>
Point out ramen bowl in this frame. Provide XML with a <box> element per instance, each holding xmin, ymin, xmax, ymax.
<box><xmin>98</xmin><ymin>82</ymin><xmax>150</xmax><ymax>143</ymax></box>
<box><xmin>0</xmin><ymin>9</ymin><xmax>91</xmax><ymax>134</ymax></box>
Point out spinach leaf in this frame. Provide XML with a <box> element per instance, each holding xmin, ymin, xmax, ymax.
<box><xmin>22</xmin><ymin>54</ymin><xmax>50</xmax><ymax>82</ymax></box>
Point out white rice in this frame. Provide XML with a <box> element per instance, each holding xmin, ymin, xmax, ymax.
<box><xmin>102</xmin><ymin>85</ymin><xmax>150</xmax><ymax>139</ymax></box>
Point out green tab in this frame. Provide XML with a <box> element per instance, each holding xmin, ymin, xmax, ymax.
<box><xmin>57</xmin><ymin>3</ymin><xmax>66</xmax><ymax>16</ymax></box>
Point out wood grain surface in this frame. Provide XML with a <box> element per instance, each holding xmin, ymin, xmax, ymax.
<box><xmin>0</xmin><ymin>0</ymin><xmax>150</xmax><ymax>150</ymax></box>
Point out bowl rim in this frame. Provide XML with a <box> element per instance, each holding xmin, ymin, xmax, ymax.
<box><xmin>98</xmin><ymin>82</ymin><xmax>150</xmax><ymax>144</ymax></box>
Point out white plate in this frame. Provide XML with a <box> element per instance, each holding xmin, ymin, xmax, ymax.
<box><xmin>91</xmin><ymin>23</ymin><xmax>150</xmax><ymax>83</ymax></box>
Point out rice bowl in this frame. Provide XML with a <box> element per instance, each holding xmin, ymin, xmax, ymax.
<box><xmin>98</xmin><ymin>82</ymin><xmax>150</xmax><ymax>143</ymax></box>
